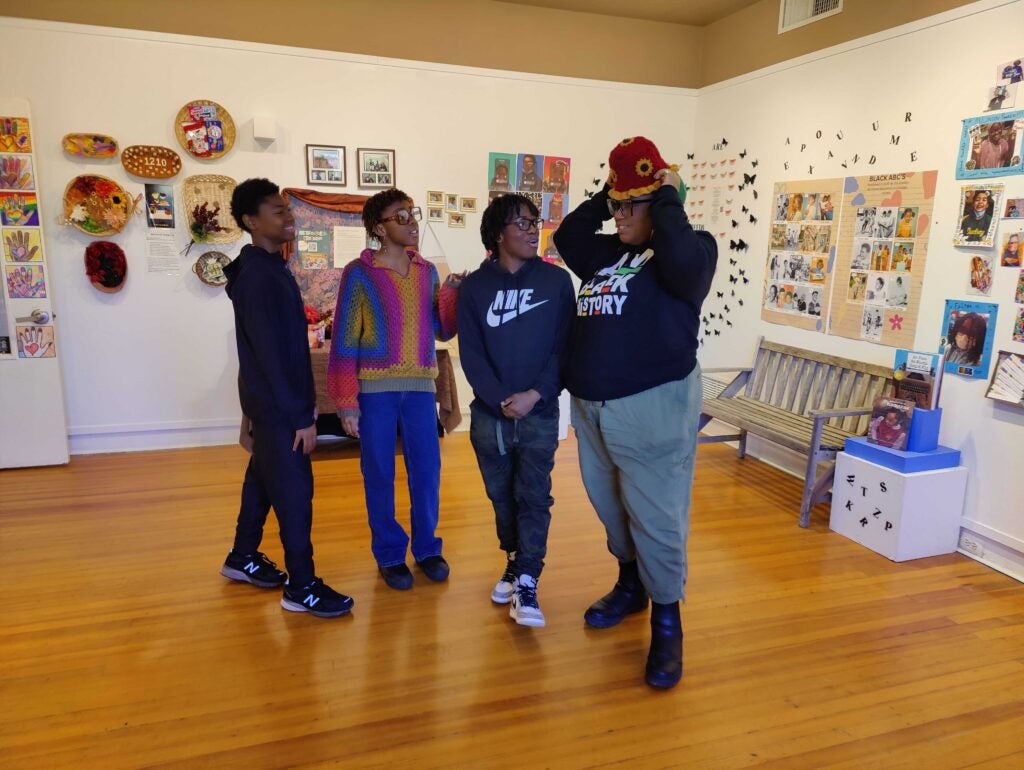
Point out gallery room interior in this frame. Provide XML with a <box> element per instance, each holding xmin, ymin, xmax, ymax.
<box><xmin>2</xmin><ymin>0</ymin><xmax>1024</xmax><ymax>765</ymax></box>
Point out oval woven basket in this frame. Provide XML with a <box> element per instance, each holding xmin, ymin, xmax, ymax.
<box><xmin>182</xmin><ymin>174</ymin><xmax>241</xmax><ymax>244</ymax></box>
<box><xmin>63</xmin><ymin>174</ymin><xmax>136</xmax><ymax>237</ymax></box>
<box><xmin>121</xmin><ymin>145</ymin><xmax>182</xmax><ymax>179</ymax></box>
<box><xmin>174</xmin><ymin>99</ymin><xmax>236</xmax><ymax>160</ymax></box>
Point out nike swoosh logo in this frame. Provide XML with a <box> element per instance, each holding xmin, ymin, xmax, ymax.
<box><xmin>486</xmin><ymin>298</ymin><xmax>549</xmax><ymax>327</ymax></box>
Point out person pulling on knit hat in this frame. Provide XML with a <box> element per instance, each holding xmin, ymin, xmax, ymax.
<box><xmin>553</xmin><ymin>136</ymin><xmax>716</xmax><ymax>689</ymax></box>
<box><xmin>327</xmin><ymin>187</ymin><xmax>466</xmax><ymax>591</ymax></box>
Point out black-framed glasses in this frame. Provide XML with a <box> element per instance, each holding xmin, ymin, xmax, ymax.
<box><xmin>607</xmin><ymin>196</ymin><xmax>653</xmax><ymax>217</ymax></box>
<box><xmin>381</xmin><ymin>207</ymin><xmax>422</xmax><ymax>225</ymax></box>
<box><xmin>507</xmin><ymin>217</ymin><xmax>543</xmax><ymax>231</ymax></box>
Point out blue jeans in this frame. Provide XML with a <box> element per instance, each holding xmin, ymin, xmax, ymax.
<box><xmin>469</xmin><ymin>399</ymin><xmax>558</xmax><ymax>579</ymax></box>
<box><xmin>358</xmin><ymin>390</ymin><xmax>443</xmax><ymax>567</ymax></box>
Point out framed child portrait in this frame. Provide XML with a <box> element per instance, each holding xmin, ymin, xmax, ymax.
<box><xmin>460</xmin><ymin>196</ymin><xmax>477</xmax><ymax>213</ymax></box>
<box><xmin>305</xmin><ymin>144</ymin><xmax>346</xmax><ymax>187</ymax></box>
<box><xmin>941</xmin><ymin>299</ymin><xmax>998</xmax><ymax>379</ymax></box>
<box><xmin>357</xmin><ymin>148</ymin><xmax>396</xmax><ymax>189</ymax></box>
<box><xmin>955</xmin><ymin>111</ymin><xmax>1024</xmax><ymax>180</ymax></box>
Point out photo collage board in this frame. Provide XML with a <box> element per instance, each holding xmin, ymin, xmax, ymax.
<box><xmin>762</xmin><ymin>178</ymin><xmax>843</xmax><ymax>332</ymax></box>
<box><xmin>487</xmin><ymin>152</ymin><xmax>570</xmax><ymax>265</ymax></box>
<box><xmin>1</xmin><ymin>112</ymin><xmax>56</xmax><ymax>359</ymax></box>
<box><xmin>831</xmin><ymin>171</ymin><xmax>938</xmax><ymax>347</ymax></box>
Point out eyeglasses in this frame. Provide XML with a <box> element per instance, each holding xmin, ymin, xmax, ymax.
<box><xmin>607</xmin><ymin>196</ymin><xmax>653</xmax><ymax>217</ymax></box>
<box><xmin>380</xmin><ymin>207</ymin><xmax>422</xmax><ymax>225</ymax></box>
<box><xmin>507</xmin><ymin>217</ymin><xmax>543</xmax><ymax>231</ymax></box>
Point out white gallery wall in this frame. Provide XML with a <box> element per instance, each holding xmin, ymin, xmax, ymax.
<box><xmin>0</xmin><ymin>16</ymin><xmax>696</xmax><ymax>453</ymax></box>
<box><xmin>1</xmin><ymin>1</ymin><xmax>1023</xmax><ymax>576</ymax></box>
<box><xmin>693</xmin><ymin>0</ymin><xmax>1024</xmax><ymax>577</ymax></box>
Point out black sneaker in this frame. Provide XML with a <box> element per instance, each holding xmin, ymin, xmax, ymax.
<box><xmin>379</xmin><ymin>563</ymin><xmax>414</xmax><ymax>590</ymax></box>
<box><xmin>416</xmin><ymin>555</ymin><xmax>450</xmax><ymax>582</ymax></box>
<box><xmin>281</xmin><ymin>577</ymin><xmax>354</xmax><ymax>618</ymax></box>
<box><xmin>220</xmin><ymin>551</ymin><xmax>286</xmax><ymax>588</ymax></box>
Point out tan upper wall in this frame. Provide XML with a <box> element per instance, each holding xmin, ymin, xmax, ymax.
<box><xmin>0</xmin><ymin>0</ymin><xmax>703</xmax><ymax>88</ymax></box>
<box><xmin>0</xmin><ymin>0</ymin><xmax>982</xmax><ymax>88</ymax></box>
<box><xmin>701</xmin><ymin>0</ymin><xmax>977</xmax><ymax>86</ymax></box>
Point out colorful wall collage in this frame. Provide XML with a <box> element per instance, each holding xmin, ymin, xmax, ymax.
<box><xmin>762</xmin><ymin>179</ymin><xmax>843</xmax><ymax>332</ymax></box>
<box><xmin>761</xmin><ymin>171</ymin><xmax>937</xmax><ymax>348</ymax></box>
<box><xmin>1</xmin><ymin>115</ymin><xmax>55</xmax><ymax>359</ymax></box>
<box><xmin>487</xmin><ymin>151</ymin><xmax>569</xmax><ymax>265</ymax></box>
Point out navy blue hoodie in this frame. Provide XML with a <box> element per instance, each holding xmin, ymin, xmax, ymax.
<box><xmin>457</xmin><ymin>257</ymin><xmax>576</xmax><ymax>417</ymax></box>
<box><xmin>554</xmin><ymin>184</ymin><xmax>717</xmax><ymax>401</ymax></box>
<box><xmin>224</xmin><ymin>244</ymin><xmax>315</xmax><ymax>430</ymax></box>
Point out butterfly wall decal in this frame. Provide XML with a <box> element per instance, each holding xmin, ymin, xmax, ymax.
<box><xmin>741</xmin><ymin>205</ymin><xmax>749</xmax><ymax>213</ymax></box>
<box><xmin>730</xmin><ymin>239</ymin><xmax>749</xmax><ymax>251</ymax></box>
<box><xmin>686</xmin><ymin>153</ymin><xmax>695</xmax><ymax>160</ymax></box>
<box><xmin>744</xmin><ymin>173</ymin><xmax>757</xmax><ymax>185</ymax></box>
<box><xmin>749</xmin><ymin>215</ymin><xmax>758</xmax><ymax>224</ymax></box>
<box><xmin>716</xmin><ymin>291</ymin><xmax>724</xmax><ymax>298</ymax></box>
<box><xmin>752</xmin><ymin>160</ymin><xmax>759</xmax><ymax>168</ymax></box>
<box><xmin>739</xmin><ymin>149</ymin><xmax>747</xmax><ymax>158</ymax></box>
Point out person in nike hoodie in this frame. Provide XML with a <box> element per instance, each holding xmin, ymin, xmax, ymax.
<box><xmin>458</xmin><ymin>193</ymin><xmax>575</xmax><ymax>628</ymax></box>
<box><xmin>553</xmin><ymin>137</ymin><xmax>717</xmax><ymax>688</ymax></box>
<box><xmin>221</xmin><ymin>178</ymin><xmax>353</xmax><ymax>619</ymax></box>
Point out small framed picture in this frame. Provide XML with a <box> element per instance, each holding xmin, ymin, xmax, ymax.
<box><xmin>445</xmin><ymin>193</ymin><xmax>459</xmax><ymax>212</ymax></box>
<box><xmin>357</xmin><ymin>148</ymin><xmax>396</xmax><ymax>189</ymax></box>
<box><xmin>427</xmin><ymin>206</ymin><xmax>444</xmax><ymax>222</ymax></box>
<box><xmin>460</xmin><ymin>196</ymin><xmax>477</xmax><ymax>213</ymax></box>
<box><xmin>427</xmin><ymin>190</ymin><xmax>444</xmax><ymax>205</ymax></box>
<box><xmin>305</xmin><ymin>144</ymin><xmax>346</xmax><ymax>187</ymax></box>
<box><xmin>448</xmin><ymin>212</ymin><xmax>466</xmax><ymax>228</ymax></box>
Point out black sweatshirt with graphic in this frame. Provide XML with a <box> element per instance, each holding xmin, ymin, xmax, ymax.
<box><xmin>457</xmin><ymin>257</ymin><xmax>576</xmax><ymax>417</ymax></box>
<box><xmin>553</xmin><ymin>184</ymin><xmax>718</xmax><ymax>402</ymax></box>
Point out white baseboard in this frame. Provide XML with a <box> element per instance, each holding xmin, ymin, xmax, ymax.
<box><xmin>68</xmin><ymin>418</ymin><xmax>241</xmax><ymax>455</ymax></box>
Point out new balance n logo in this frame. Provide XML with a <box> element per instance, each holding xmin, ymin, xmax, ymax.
<box><xmin>244</xmin><ymin>561</ymin><xmax>260</xmax><ymax>574</ymax></box>
<box><xmin>485</xmin><ymin>289</ymin><xmax>548</xmax><ymax>327</ymax></box>
<box><xmin>303</xmin><ymin>594</ymin><xmax>320</xmax><ymax>608</ymax></box>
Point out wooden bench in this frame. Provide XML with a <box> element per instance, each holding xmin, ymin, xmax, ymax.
<box><xmin>698</xmin><ymin>339</ymin><xmax>893</xmax><ymax>527</ymax></box>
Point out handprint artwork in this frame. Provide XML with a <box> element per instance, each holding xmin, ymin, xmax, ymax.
<box><xmin>0</xmin><ymin>154</ymin><xmax>34</xmax><ymax>190</ymax></box>
<box><xmin>0</xmin><ymin>192</ymin><xmax>39</xmax><ymax>226</ymax></box>
<box><xmin>5</xmin><ymin>264</ymin><xmax>46</xmax><ymax>298</ymax></box>
<box><xmin>3</xmin><ymin>229</ymin><xmax>41</xmax><ymax>262</ymax></box>
<box><xmin>16</xmin><ymin>325</ymin><xmax>55</xmax><ymax>358</ymax></box>
<box><xmin>0</xmin><ymin>117</ymin><xmax>32</xmax><ymax>154</ymax></box>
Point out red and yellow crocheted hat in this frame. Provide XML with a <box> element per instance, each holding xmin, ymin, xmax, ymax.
<box><xmin>607</xmin><ymin>136</ymin><xmax>679</xmax><ymax>200</ymax></box>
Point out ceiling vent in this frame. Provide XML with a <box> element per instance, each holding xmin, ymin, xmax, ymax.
<box><xmin>779</xmin><ymin>0</ymin><xmax>843</xmax><ymax>33</ymax></box>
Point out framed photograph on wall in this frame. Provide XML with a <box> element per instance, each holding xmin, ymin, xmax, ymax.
<box><xmin>427</xmin><ymin>206</ymin><xmax>444</xmax><ymax>222</ymax></box>
<box><xmin>460</xmin><ymin>196</ymin><xmax>477</xmax><ymax>213</ymax></box>
<box><xmin>954</xmin><ymin>110</ymin><xmax>1024</xmax><ymax>180</ymax></box>
<box><xmin>305</xmin><ymin>144</ymin><xmax>346</xmax><ymax>186</ymax></box>
<box><xmin>427</xmin><ymin>190</ymin><xmax>443</xmax><ymax>206</ymax></box>
<box><xmin>357</xmin><ymin>148</ymin><xmax>396</xmax><ymax>189</ymax></box>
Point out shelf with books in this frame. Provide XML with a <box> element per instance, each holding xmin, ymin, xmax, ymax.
<box><xmin>985</xmin><ymin>351</ymin><xmax>1024</xmax><ymax>410</ymax></box>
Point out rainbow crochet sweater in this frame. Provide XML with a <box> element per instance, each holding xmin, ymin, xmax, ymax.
<box><xmin>327</xmin><ymin>248</ymin><xmax>458</xmax><ymax>415</ymax></box>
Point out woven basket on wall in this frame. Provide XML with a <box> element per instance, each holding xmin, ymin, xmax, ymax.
<box><xmin>182</xmin><ymin>174</ymin><xmax>241</xmax><ymax>244</ymax></box>
<box><xmin>174</xmin><ymin>99</ymin><xmax>236</xmax><ymax>160</ymax></box>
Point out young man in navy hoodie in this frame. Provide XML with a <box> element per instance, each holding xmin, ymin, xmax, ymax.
<box><xmin>458</xmin><ymin>193</ymin><xmax>575</xmax><ymax>627</ymax></box>
<box><xmin>220</xmin><ymin>178</ymin><xmax>353</xmax><ymax>618</ymax></box>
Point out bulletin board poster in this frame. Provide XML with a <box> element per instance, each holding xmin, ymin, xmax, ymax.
<box><xmin>829</xmin><ymin>170</ymin><xmax>938</xmax><ymax>348</ymax></box>
<box><xmin>761</xmin><ymin>178</ymin><xmax>844</xmax><ymax>332</ymax></box>
<box><xmin>487</xmin><ymin>151</ymin><xmax>570</xmax><ymax>266</ymax></box>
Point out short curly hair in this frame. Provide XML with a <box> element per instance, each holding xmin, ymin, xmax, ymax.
<box><xmin>362</xmin><ymin>188</ymin><xmax>412</xmax><ymax>240</ymax></box>
<box><xmin>480</xmin><ymin>194</ymin><xmax>539</xmax><ymax>257</ymax></box>
<box><xmin>230</xmin><ymin>178</ymin><xmax>279</xmax><ymax>233</ymax></box>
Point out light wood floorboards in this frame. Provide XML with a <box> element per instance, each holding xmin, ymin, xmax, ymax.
<box><xmin>2</xmin><ymin>435</ymin><xmax>1023</xmax><ymax>768</ymax></box>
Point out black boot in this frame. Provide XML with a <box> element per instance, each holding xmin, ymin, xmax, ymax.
<box><xmin>645</xmin><ymin>601</ymin><xmax>683</xmax><ymax>689</ymax></box>
<box><xmin>583</xmin><ymin>560</ymin><xmax>649</xmax><ymax>628</ymax></box>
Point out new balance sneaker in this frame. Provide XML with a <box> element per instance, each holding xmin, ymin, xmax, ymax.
<box><xmin>379</xmin><ymin>563</ymin><xmax>414</xmax><ymax>590</ymax></box>
<box><xmin>220</xmin><ymin>550</ymin><xmax>287</xmax><ymax>588</ymax></box>
<box><xmin>510</xmin><ymin>574</ymin><xmax>545</xmax><ymax>627</ymax></box>
<box><xmin>281</xmin><ymin>577</ymin><xmax>354</xmax><ymax>618</ymax></box>
<box><xmin>491</xmin><ymin>552</ymin><xmax>516</xmax><ymax>604</ymax></box>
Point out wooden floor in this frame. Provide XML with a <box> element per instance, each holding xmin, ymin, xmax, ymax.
<box><xmin>2</xmin><ymin>434</ymin><xmax>1023</xmax><ymax>768</ymax></box>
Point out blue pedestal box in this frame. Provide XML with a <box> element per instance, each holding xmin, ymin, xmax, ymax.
<box><xmin>842</xmin><ymin>435</ymin><xmax>960</xmax><ymax>473</ymax></box>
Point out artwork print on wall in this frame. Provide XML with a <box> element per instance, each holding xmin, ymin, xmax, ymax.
<box><xmin>953</xmin><ymin>183</ymin><xmax>1002</xmax><ymax>248</ymax></box>
<box><xmin>941</xmin><ymin>299</ymin><xmax>998</xmax><ymax>379</ymax></box>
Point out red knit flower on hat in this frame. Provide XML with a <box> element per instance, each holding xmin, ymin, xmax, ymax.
<box><xmin>618</xmin><ymin>137</ymin><xmax>635</xmax><ymax>146</ymax></box>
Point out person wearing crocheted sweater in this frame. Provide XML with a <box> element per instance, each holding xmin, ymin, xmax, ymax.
<box><xmin>327</xmin><ymin>188</ymin><xmax>465</xmax><ymax>591</ymax></box>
